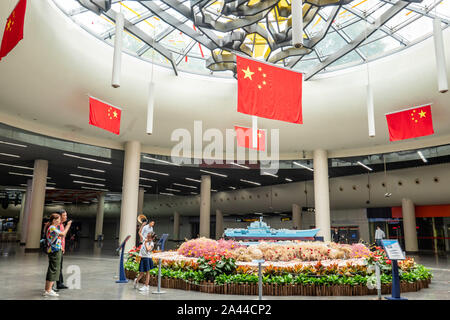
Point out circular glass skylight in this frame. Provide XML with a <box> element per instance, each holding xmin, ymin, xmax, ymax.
<box><xmin>52</xmin><ymin>0</ymin><xmax>450</xmax><ymax>78</ymax></box>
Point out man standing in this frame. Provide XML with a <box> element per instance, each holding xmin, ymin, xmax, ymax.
<box><xmin>375</xmin><ymin>226</ymin><xmax>385</xmax><ymax>247</ymax></box>
<box><xmin>55</xmin><ymin>209</ymin><xmax>69</xmax><ymax>290</ymax></box>
<box><xmin>139</xmin><ymin>220</ymin><xmax>155</xmax><ymax>244</ymax></box>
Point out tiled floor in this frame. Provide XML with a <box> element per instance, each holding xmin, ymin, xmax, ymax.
<box><xmin>0</xmin><ymin>239</ymin><xmax>448</xmax><ymax>300</ymax></box>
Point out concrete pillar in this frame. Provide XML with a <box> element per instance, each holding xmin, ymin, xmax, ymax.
<box><xmin>402</xmin><ymin>198</ymin><xmax>418</xmax><ymax>252</ymax></box>
<box><xmin>292</xmin><ymin>204</ymin><xmax>301</xmax><ymax>229</ymax></box>
<box><xmin>173</xmin><ymin>211</ymin><xmax>180</xmax><ymax>241</ymax></box>
<box><xmin>119</xmin><ymin>141</ymin><xmax>141</xmax><ymax>253</ymax></box>
<box><xmin>199</xmin><ymin>175</ymin><xmax>211</xmax><ymax>238</ymax></box>
<box><xmin>20</xmin><ymin>179</ymin><xmax>33</xmax><ymax>245</ymax></box>
<box><xmin>25</xmin><ymin>160</ymin><xmax>48</xmax><ymax>251</ymax></box>
<box><xmin>313</xmin><ymin>149</ymin><xmax>331</xmax><ymax>242</ymax></box>
<box><xmin>95</xmin><ymin>193</ymin><xmax>105</xmax><ymax>241</ymax></box>
<box><xmin>138</xmin><ymin>187</ymin><xmax>145</xmax><ymax>215</ymax></box>
<box><xmin>215</xmin><ymin>209</ymin><xmax>223</xmax><ymax>239</ymax></box>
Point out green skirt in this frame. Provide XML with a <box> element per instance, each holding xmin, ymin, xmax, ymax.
<box><xmin>46</xmin><ymin>250</ymin><xmax>62</xmax><ymax>282</ymax></box>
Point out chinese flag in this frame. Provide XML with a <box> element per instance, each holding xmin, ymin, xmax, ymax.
<box><xmin>236</xmin><ymin>55</ymin><xmax>302</xmax><ymax>124</ymax></box>
<box><xmin>89</xmin><ymin>97</ymin><xmax>122</xmax><ymax>135</ymax></box>
<box><xmin>0</xmin><ymin>0</ymin><xmax>27</xmax><ymax>61</ymax></box>
<box><xmin>386</xmin><ymin>105</ymin><xmax>434</xmax><ymax>141</ymax></box>
<box><xmin>234</xmin><ymin>125</ymin><xmax>266</xmax><ymax>151</ymax></box>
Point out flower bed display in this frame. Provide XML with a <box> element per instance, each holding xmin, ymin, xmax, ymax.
<box><xmin>124</xmin><ymin>240</ymin><xmax>432</xmax><ymax>296</ymax></box>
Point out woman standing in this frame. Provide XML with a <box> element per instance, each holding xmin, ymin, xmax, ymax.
<box><xmin>43</xmin><ymin>213</ymin><xmax>72</xmax><ymax>297</ymax></box>
<box><xmin>134</xmin><ymin>232</ymin><xmax>156</xmax><ymax>292</ymax></box>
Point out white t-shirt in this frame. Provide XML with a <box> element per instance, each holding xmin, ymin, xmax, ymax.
<box><xmin>139</xmin><ymin>240</ymin><xmax>154</xmax><ymax>258</ymax></box>
<box><xmin>375</xmin><ymin>229</ymin><xmax>385</xmax><ymax>240</ymax></box>
<box><xmin>141</xmin><ymin>225</ymin><xmax>153</xmax><ymax>241</ymax></box>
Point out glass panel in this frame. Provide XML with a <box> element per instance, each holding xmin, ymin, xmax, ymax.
<box><xmin>436</xmin><ymin>0</ymin><xmax>450</xmax><ymax>19</ymax></box>
<box><xmin>327</xmin><ymin>50</ymin><xmax>362</xmax><ymax>68</ymax></box>
<box><xmin>159</xmin><ymin>29</ymin><xmax>193</xmax><ymax>53</ymax></box>
<box><xmin>178</xmin><ymin>56</ymin><xmax>209</xmax><ymax>73</ymax></box>
<box><xmin>395</xmin><ymin>16</ymin><xmax>434</xmax><ymax>42</ymax></box>
<box><xmin>359</xmin><ymin>35</ymin><xmax>402</xmax><ymax>58</ymax></box>
<box><xmin>385</xmin><ymin>9</ymin><xmax>419</xmax><ymax>30</ymax></box>
<box><xmin>314</xmin><ymin>30</ymin><xmax>348</xmax><ymax>57</ymax></box>
<box><xmin>111</xmin><ymin>2</ymin><xmax>148</xmax><ymax>21</ymax></box>
<box><xmin>53</xmin><ymin>0</ymin><xmax>83</xmax><ymax>13</ymax></box>
<box><xmin>72</xmin><ymin>11</ymin><xmax>113</xmax><ymax>35</ymax></box>
<box><xmin>141</xmin><ymin>48</ymin><xmax>173</xmax><ymax>66</ymax></box>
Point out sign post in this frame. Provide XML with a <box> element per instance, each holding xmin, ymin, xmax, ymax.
<box><xmin>115</xmin><ymin>235</ymin><xmax>131</xmax><ymax>283</ymax></box>
<box><xmin>253</xmin><ymin>259</ymin><xmax>265</xmax><ymax>300</ymax></box>
<box><xmin>381</xmin><ymin>239</ymin><xmax>407</xmax><ymax>300</ymax></box>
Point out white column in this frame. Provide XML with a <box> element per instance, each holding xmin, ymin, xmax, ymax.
<box><xmin>173</xmin><ymin>211</ymin><xmax>180</xmax><ymax>241</ymax></box>
<box><xmin>215</xmin><ymin>209</ymin><xmax>223</xmax><ymax>239</ymax></box>
<box><xmin>20</xmin><ymin>179</ymin><xmax>33</xmax><ymax>245</ymax></box>
<box><xmin>95</xmin><ymin>193</ymin><xmax>105</xmax><ymax>241</ymax></box>
<box><xmin>119</xmin><ymin>141</ymin><xmax>141</xmax><ymax>253</ymax></box>
<box><xmin>402</xmin><ymin>198</ymin><xmax>418</xmax><ymax>252</ymax></box>
<box><xmin>199</xmin><ymin>175</ymin><xmax>211</xmax><ymax>238</ymax></box>
<box><xmin>313</xmin><ymin>149</ymin><xmax>331</xmax><ymax>241</ymax></box>
<box><xmin>138</xmin><ymin>187</ymin><xmax>145</xmax><ymax>215</ymax></box>
<box><xmin>292</xmin><ymin>203</ymin><xmax>301</xmax><ymax>229</ymax></box>
<box><xmin>25</xmin><ymin>160</ymin><xmax>48</xmax><ymax>251</ymax></box>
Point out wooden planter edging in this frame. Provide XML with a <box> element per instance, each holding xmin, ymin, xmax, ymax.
<box><xmin>124</xmin><ymin>270</ymin><xmax>430</xmax><ymax>296</ymax></box>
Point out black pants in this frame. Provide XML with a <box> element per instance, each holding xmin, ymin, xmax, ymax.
<box><xmin>56</xmin><ymin>254</ymin><xmax>64</xmax><ymax>286</ymax></box>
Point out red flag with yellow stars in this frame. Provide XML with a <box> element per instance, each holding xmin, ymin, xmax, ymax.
<box><xmin>236</xmin><ymin>55</ymin><xmax>303</xmax><ymax>124</ymax></box>
<box><xmin>89</xmin><ymin>97</ymin><xmax>122</xmax><ymax>135</ymax></box>
<box><xmin>385</xmin><ymin>104</ymin><xmax>434</xmax><ymax>141</ymax></box>
<box><xmin>234</xmin><ymin>125</ymin><xmax>266</xmax><ymax>151</ymax></box>
<box><xmin>0</xmin><ymin>0</ymin><xmax>27</xmax><ymax>61</ymax></box>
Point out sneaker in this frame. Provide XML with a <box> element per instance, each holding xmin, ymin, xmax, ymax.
<box><xmin>133</xmin><ymin>278</ymin><xmax>139</xmax><ymax>289</ymax></box>
<box><xmin>43</xmin><ymin>290</ymin><xmax>59</xmax><ymax>297</ymax></box>
<box><xmin>138</xmin><ymin>285</ymin><xmax>149</xmax><ymax>292</ymax></box>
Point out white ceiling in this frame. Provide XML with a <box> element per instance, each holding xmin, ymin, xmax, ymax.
<box><xmin>0</xmin><ymin>0</ymin><xmax>450</xmax><ymax>159</ymax></box>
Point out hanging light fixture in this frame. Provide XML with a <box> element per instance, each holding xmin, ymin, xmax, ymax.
<box><xmin>433</xmin><ymin>17</ymin><xmax>448</xmax><ymax>93</ymax></box>
<box><xmin>111</xmin><ymin>5</ymin><xmax>124</xmax><ymax>88</ymax></box>
<box><xmin>364</xmin><ymin>17</ymin><xmax>375</xmax><ymax>137</ymax></box>
<box><xmin>291</xmin><ymin>0</ymin><xmax>304</xmax><ymax>48</ymax></box>
<box><xmin>147</xmin><ymin>25</ymin><xmax>156</xmax><ymax>135</ymax></box>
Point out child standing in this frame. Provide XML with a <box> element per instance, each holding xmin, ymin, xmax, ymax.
<box><xmin>134</xmin><ymin>232</ymin><xmax>156</xmax><ymax>292</ymax></box>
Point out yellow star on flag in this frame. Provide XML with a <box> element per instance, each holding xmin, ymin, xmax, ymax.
<box><xmin>242</xmin><ymin>66</ymin><xmax>255</xmax><ymax>80</ymax></box>
<box><xmin>419</xmin><ymin>110</ymin><xmax>426</xmax><ymax>118</ymax></box>
<box><xmin>113</xmin><ymin>110</ymin><xmax>118</xmax><ymax>118</ymax></box>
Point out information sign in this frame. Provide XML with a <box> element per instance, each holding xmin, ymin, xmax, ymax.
<box><xmin>381</xmin><ymin>239</ymin><xmax>405</xmax><ymax>260</ymax></box>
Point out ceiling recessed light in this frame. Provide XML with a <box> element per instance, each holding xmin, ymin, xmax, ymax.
<box><xmin>293</xmin><ymin>161</ymin><xmax>314</xmax><ymax>172</ymax></box>
<box><xmin>142</xmin><ymin>155</ymin><xmax>181</xmax><ymax>166</ymax></box>
<box><xmin>0</xmin><ymin>153</ymin><xmax>20</xmax><ymax>158</ymax></box>
<box><xmin>199</xmin><ymin>169</ymin><xmax>228</xmax><ymax>178</ymax></box>
<box><xmin>262</xmin><ymin>172</ymin><xmax>278</xmax><ymax>178</ymax></box>
<box><xmin>186</xmin><ymin>177</ymin><xmax>201</xmax><ymax>183</ymax></box>
<box><xmin>139</xmin><ymin>177</ymin><xmax>158</xmax><ymax>182</ymax></box>
<box><xmin>0</xmin><ymin>140</ymin><xmax>27</xmax><ymax>148</ymax></box>
<box><xmin>357</xmin><ymin>161</ymin><xmax>373</xmax><ymax>171</ymax></box>
<box><xmin>159</xmin><ymin>192</ymin><xmax>174</xmax><ymax>196</ymax></box>
<box><xmin>417</xmin><ymin>151</ymin><xmax>428</xmax><ymax>163</ymax></box>
<box><xmin>240</xmin><ymin>179</ymin><xmax>261</xmax><ymax>186</ymax></box>
<box><xmin>173</xmin><ymin>183</ymin><xmax>197</xmax><ymax>189</ymax></box>
<box><xmin>77</xmin><ymin>166</ymin><xmax>106</xmax><ymax>173</ymax></box>
<box><xmin>70</xmin><ymin>174</ymin><xmax>106</xmax><ymax>181</ymax></box>
<box><xmin>229</xmin><ymin>186</ymin><xmax>236</xmax><ymax>190</ymax></box>
<box><xmin>230</xmin><ymin>162</ymin><xmax>250</xmax><ymax>169</ymax></box>
<box><xmin>63</xmin><ymin>153</ymin><xmax>112</xmax><ymax>165</ymax></box>
<box><xmin>285</xmin><ymin>178</ymin><xmax>293</xmax><ymax>182</ymax></box>
<box><xmin>0</xmin><ymin>163</ymin><xmax>33</xmax><ymax>170</ymax></box>
<box><xmin>81</xmin><ymin>186</ymin><xmax>109</xmax><ymax>192</ymax></box>
<box><xmin>139</xmin><ymin>184</ymin><xmax>153</xmax><ymax>188</ymax></box>
<box><xmin>73</xmin><ymin>180</ymin><xmax>105</xmax><ymax>187</ymax></box>
<box><xmin>166</xmin><ymin>188</ymin><xmax>181</xmax><ymax>192</ymax></box>
<box><xmin>140</xmin><ymin>168</ymin><xmax>169</xmax><ymax>176</ymax></box>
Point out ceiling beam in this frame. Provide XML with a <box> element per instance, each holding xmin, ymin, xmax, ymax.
<box><xmin>304</xmin><ymin>0</ymin><xmax>410</xmax><ymax>80</ymax></box>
